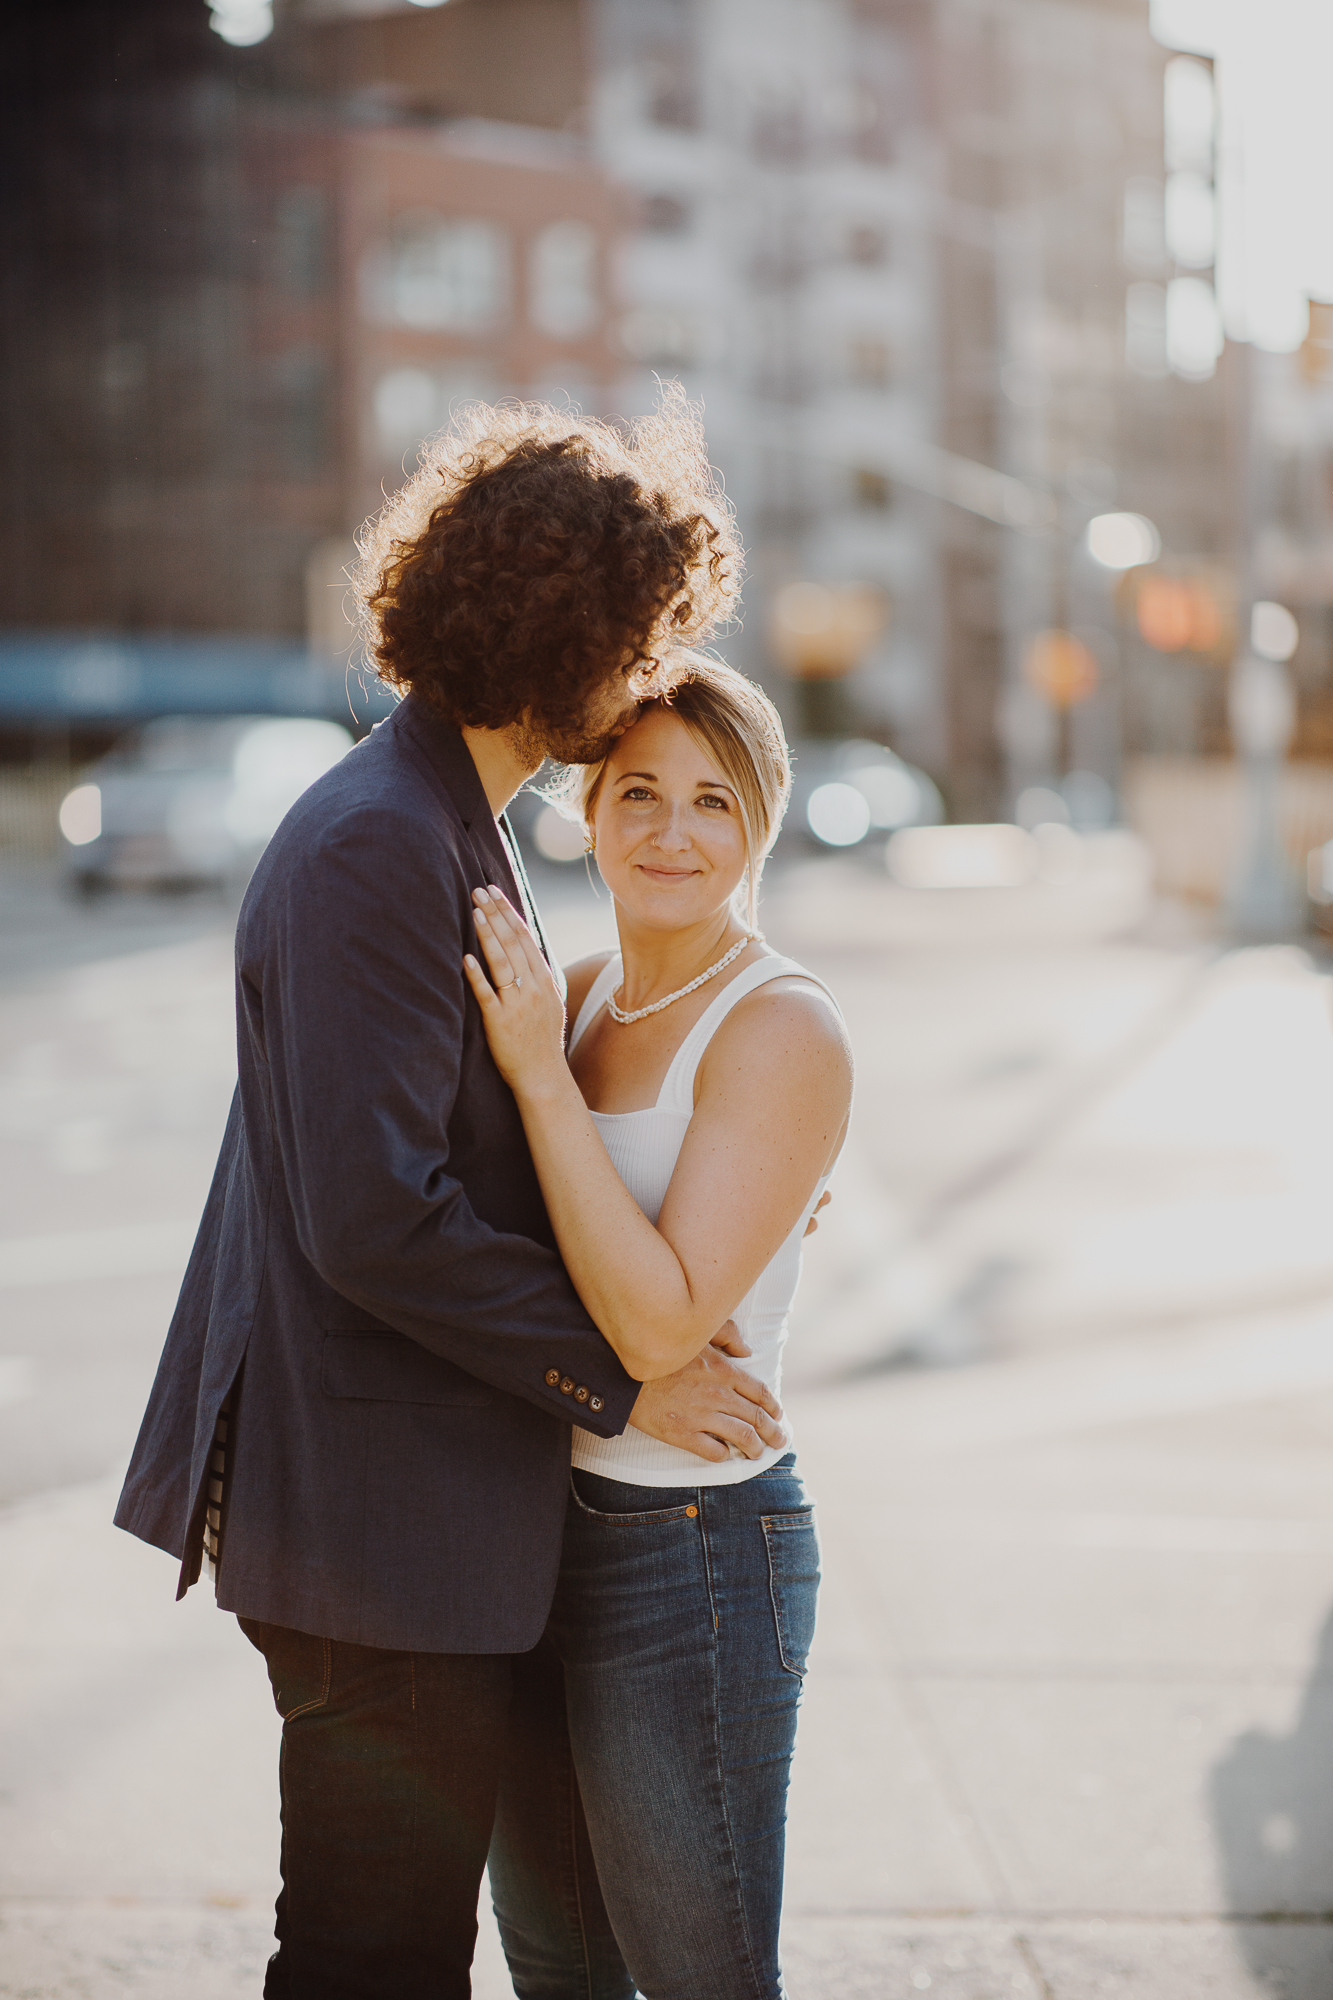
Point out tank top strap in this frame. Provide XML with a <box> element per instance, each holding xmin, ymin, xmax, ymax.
<box><xmin>567</xmin><ymin>954</ymin><xmax>622</xmax><ymax>1055</ymax></box>
<box><xmin>655</xmin><ymin>952</ymin><xmax>839</xmax><ymax>1115</ymax></box>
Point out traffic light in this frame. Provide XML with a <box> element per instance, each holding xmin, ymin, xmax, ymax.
<box><xmin>1121</xmin><ymin>564</ymin><xmax>1233</xmax><ymax>662</ymax></box>
<box><xmin>1022</xmin><ymin>630</ymin><xmax>1099</xmax><ymax>708</ymax></box>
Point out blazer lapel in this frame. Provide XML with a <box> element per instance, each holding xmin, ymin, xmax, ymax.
<box><xmin>395</xmin><ymin>698</ymin><xmax>553</xmax><ymax>968</ymax></box>
<box><xmin>499</xmin><ymin>812</ymin><xmax>557</xmax><ymax>970</ymax></box>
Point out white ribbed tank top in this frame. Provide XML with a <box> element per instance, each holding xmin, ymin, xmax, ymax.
<box><xmin>567</xmin><ymin>950</ymin><xmax>839</xmax><ymax>1487</ymax></box>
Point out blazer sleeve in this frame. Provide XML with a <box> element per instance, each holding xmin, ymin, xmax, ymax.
<box><xmin>247</xmin><ymin>799</ymin><xmax>639</xmax><ymax>1437</ymax></box>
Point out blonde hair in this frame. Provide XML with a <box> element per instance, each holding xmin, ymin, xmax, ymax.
<box><xmin>546</xmin><ymin>653</ymin><xmax>792</xmax><ymax>930</ymax></box>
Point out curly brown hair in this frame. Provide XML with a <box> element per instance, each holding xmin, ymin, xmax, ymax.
<box><xmin>352</xmin><ymin>387</ymin><xmax>742</xmax><ymax>738</ymax></box>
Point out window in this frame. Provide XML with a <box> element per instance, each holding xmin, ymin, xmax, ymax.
<box><xmin>529</xmin><ymin>221</ymin><xmax>599</xmax><ymax>340</ymax></box>
<box><xmin>848</xmin><ymin>224</ymin><xmax>888</xmax><ymax>267</ymax></box>
<box><xmin>854</xmin><ymin>468</ymin><xmax>892</xmax><ymax>510</ymax></box>
<box><xmin>373</xmin><ymin>368</ymin><xmax>440</xmax><ymax>458</ymax></box>
<box><xmin>1122</xmin><ymin>178</ymin><xmax>1165</xmax><ymax>271</ymax></box>
<box><xmin>1164</xmin><ymin>173</ymin><xmax>1215</xmax><ymax>270</ymax></box>
<box><xmin>371</xmin><ymin>364</ymin><xmax>496</xmax><ymax>461</ymax></box>
<box><xmin>641</xmin><ymin>193</ymin><xmax>691</xmax><ymax>235</ymax></box>
<box><xmin>620</xmin><ymin>306</ymin><xmax>696</xmax><ymax>367</ymax></box>
<box><xmin>643</xmin><ymin>47</ymin><xmax>698</xmax><ymax>129</ymax></box>
<box><xmin>752</xmin><ymin>94</ymin><xmax>805</xmax><ymax>165</ymax></box>
<box><xmin>849</xmin><ymin>338</ymin><xmax>892</xmax><ymax>390</ymax></box>
<box><xmin>272</xmin><ymin>344</ymin><xmax>328</xmax><ymax>480</ymax></box>
<box><xmin>1166</xmin><ymin>277</ymin><xmax>1222</xmax><ymax>381</ymax></box>
<box><xmin>387</xmin><ymin>213</ymin><xmax>509</xmax><ymax>332</ymax></box>
<box><xmin>276</xmin><ymin>186</ymin><xmax>327</xmax><ymax>297</ymax></box>
<box><xmin>1125</xmin><ymin>282</ymin><xmax>1168</xmax><ymax>379</ymax></box>
<box><xmin>1164</xmin><ymin>57</ymin><xmax>1215</xmax><ymax>175</ymax></box>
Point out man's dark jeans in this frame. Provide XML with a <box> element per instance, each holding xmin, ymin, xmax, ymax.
<box><xmin>239</xmin><ymin>1617</ymin><xmax>515</xmax><ymax>2000</ymax></box>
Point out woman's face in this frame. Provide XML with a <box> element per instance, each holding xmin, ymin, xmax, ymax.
<box><xmin>591</xmin><ymin>706</ymin><xmax>748</xmax><ymax>934</ymax></box>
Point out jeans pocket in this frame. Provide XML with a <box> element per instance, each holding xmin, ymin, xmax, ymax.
<box><xmin>761</xmin><ymin>1508</ymin><xmax>820</xmax><ymax>1677</ymax></box>
<box><xmin>569</xmin><ymin>1469</ymin><xmax>699</xmax><ymax>1524</ymax></box>
<box><xmin>241</xmin><ymin>1618</ymin><xmax>333</xmax><ymax>1722</ymax></box>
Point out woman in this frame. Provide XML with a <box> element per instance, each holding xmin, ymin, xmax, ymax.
<box><xmin>463</xmin><ymin>658</ymin><xmax>853</xmax><ymax>2000</ymax></box>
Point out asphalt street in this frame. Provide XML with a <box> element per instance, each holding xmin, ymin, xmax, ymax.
<box><xmin>4</xmin><ymin>846</ymin><xmax>1333</xmax><ymax>1997</ymax></box>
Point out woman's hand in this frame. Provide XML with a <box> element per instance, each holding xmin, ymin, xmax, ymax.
<box><xmin>463</xmin><ymin>887</ymin><xmax>569</xmax><ymax>1099</ymax></box>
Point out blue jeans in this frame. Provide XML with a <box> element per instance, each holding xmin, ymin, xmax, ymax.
<box><xmin>489</xmin><ymin>1453</ymin><xmax>820</xmax><ymax>2000</ymax></box>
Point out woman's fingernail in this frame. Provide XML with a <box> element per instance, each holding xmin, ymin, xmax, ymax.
<box><xmin>475</xmin><ymin>886</ymin><xmax>490</xmax><ymax>901</ymax></box>
<box><xmin>464</xmin><ymin>955</ymin><xmax>477</xmax><ymax>969</ymax></box>
<box><xmin>475</xmin><ymin>910</ymin><xmax>489</xmax><ymax>926</ymax></box>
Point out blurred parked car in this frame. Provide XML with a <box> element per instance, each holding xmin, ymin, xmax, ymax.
<box><xmin>58</xmin><ymin>713</ymin><xmax>354</xmax><ymax>893</ymax></box>
<box><xmin>788</xmin><ymin>738</ymin><xmax>944</xmax><ymax>853</ymax></box>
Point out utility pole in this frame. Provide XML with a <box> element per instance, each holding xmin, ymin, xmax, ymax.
<box><xmin>1223</xmin><ymin>337</ymin><xmax>1304</xmax><ymax>937</ymax></box>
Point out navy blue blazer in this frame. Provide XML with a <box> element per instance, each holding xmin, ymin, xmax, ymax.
<box><xmin>114</xmin><ymin>697</ymin><xmax>639</xmax><ymax>1653</ymax></box>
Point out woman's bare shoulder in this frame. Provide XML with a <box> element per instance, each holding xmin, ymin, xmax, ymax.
<box><xmin>563</xmin><ymin>949</ymin><xmax>617</xmax><ymax>1022</ymax></box>
<box><xmin>704</xmin><ymin>976</ymin><xmax>853</xmax><ymax>1093</ymax></box>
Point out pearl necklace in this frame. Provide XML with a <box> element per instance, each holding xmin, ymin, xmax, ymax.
<box><xmin>606</xmin><ymin>934</ymin><xmax>760</xmax><ymax>1025</ymax></box>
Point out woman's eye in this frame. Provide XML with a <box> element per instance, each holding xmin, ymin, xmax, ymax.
<box><xmin>620</xmin><ymin>786</ymin><xmax>654</xmax><ymax>802</ymax></box>
<box><xmin>697</xmin><ymin>793</ymin><xmax>730</xmax><ymax>811</ymax></box>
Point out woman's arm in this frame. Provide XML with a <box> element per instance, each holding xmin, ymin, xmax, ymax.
<box><xmin>464</xmin><ymin>888</ymin><xmax>852</xmax><ymax>1381</ymax></box>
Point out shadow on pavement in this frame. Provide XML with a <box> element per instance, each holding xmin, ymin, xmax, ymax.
<box><xmin>1210</xmin><ymin>1601</ymin><xmax>1333</xmax><ymax>1988</ymax></box>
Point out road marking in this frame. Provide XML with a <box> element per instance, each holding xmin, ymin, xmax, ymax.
<box><xmin>0</xmin><ymin>1221</ymin><xmax>196</xmax><ymax>1290</ymax></box>
<box><xmin>0</xmin><ymin>1357</ymin><xmax>35</xmax><ymax>1407</ymax></box>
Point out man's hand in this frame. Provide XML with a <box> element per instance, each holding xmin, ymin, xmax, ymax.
<box><xmin>629</xmin><ymin>1332</ymin><xmax>789</xmax><ymax>1463</ymax></box>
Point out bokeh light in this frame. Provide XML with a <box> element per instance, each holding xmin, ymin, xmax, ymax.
<box><xmin>807</xmin><ymin>783</ymin><xmax>872</xmax><ymax>848</ymax></box>
<box><xmin>208</xmin><ymin>0</ymin><xmax>273</xmax><ymax>46</ymax></box>
<box><xmin>1023</xmin><ymin>631</ymin><xmax>1100</xmax><ymax>709</ymax></box>
<box><xmin>533</xmin><ymin>805</ymin><xmax>588</xmax><ymax>864</ymax></box>
<box><xmin>57</xmin><ymin>784</ymin><xmax>101</xmax><ymax>847</ymax></box>
<box><xmin>1251</xmin><ymin>600</ymin><xmax>1299</xmax><ymax>663</ymax></box>
<box><xmin>1085</xmin><ymin>513</ymin><xmax>1162</xmax><ymax>570</ymax></box>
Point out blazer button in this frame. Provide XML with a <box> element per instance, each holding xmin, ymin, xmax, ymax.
<box><xmin>545</xmin><ymin>1369</ymin><xmax>560</xmax><ymax>1387</ymax></box>
<box><xmin>574</xmin><ymin>1385</ymin><xmax>589</xmax><ymax>1403</ymax></box>
<box><xmin>589</xmin><ymin>1395</ymin><xmax>603</xmax><ymax>1413</ymax></box>
<box><xmin>560</xmin><ymin>1377</ymin><xmax>575</xmax><ymax>1395</ymax></box>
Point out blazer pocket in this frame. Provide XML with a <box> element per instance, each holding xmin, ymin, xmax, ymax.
<box><xmin>321</xmin><ymin>1330</ymin><xmax>493</xmax><ymax>1407</ymax></box>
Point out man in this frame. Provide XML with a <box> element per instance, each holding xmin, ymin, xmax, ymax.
<box><xmin>115</xmin><ymin>396</ymin><xmax>784</xmax><ymax>1997</ymax></box>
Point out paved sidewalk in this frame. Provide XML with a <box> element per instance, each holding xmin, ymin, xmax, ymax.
<box><xmin>4</xmin><ymin>864</ymin><xmax>1333</xmax><ymax>1996</ymax></box>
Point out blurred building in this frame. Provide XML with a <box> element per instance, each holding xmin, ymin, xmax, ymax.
<box><xmin>4</xmin><ymin>0</ymin><xmax>1237</xmax><ymax>817</ymax></box>
<box><xmin>589</xmin><ymin>0</ymin><xmax>1231</xmax><ymax>817</ymax></box>
<box><xmin>337</xmin><ymin>121</ymin><xmax>626</xmax><ymax>551</ymax></box>
<box><xmin>3</xmin><ymin>2</ymin><xmax>341</xmax><ymax>646</ymax></box>
<box><xmin>1251</xmin><ymin>317</ymin><xmax>1333</xmax><ymax>760</ymax></box>
<box><xmin>0</xmin><ymin>0</ymin><xmax>621</xmax><ymax>732</ymax></box>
